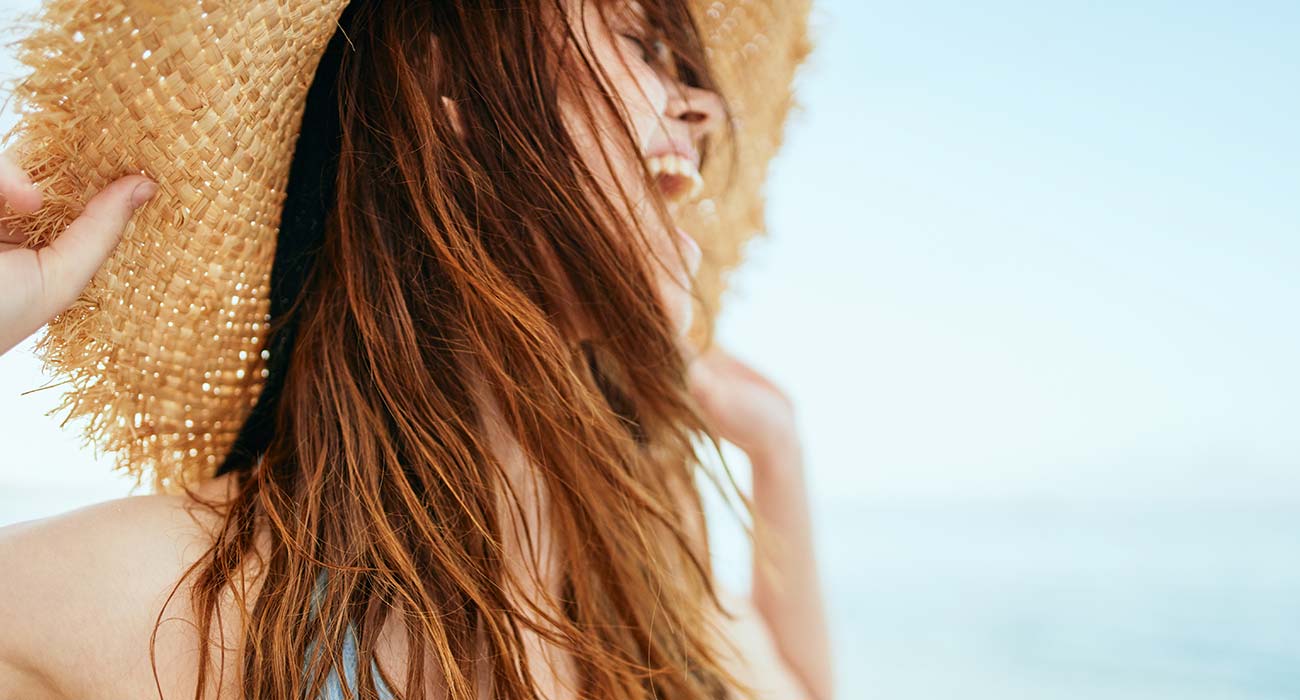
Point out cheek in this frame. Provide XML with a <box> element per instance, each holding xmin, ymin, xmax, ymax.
<box><xmin>557</xmin><ymin>47</ymin><xmax>664</xmax><ymax>187</ymax></box>
<box><xmin>591</xmin><ymin>34</ymin><xmax>668</xmax><ymax>150</ymax></box>
<box><xmin>601</xmin><ymin>63</ymin><xmax>668</xmax><ymax>206</ymax></box>
<box><xmin>615</xmin><ymin>63</ymin><xmax>669</xmax><ymax>149</ymax></box>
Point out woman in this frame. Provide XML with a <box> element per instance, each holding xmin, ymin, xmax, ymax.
<box><xmin>0</xmin><ymin>0</ymin><xmax>831</xmax><ymax>699</ymax></box>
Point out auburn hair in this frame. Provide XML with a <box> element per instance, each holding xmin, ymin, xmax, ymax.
<box><xmin>165</xmin><ymin>1</ymin><xmax>751</xmax><ymax>699</ymax></box>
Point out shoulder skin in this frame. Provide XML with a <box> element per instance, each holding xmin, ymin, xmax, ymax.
<box><xmin>0</xmin><ymin>475</ymin><xmax>239</xmax><ymax>700</ymax></box>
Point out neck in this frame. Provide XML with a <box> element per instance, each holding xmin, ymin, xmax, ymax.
<box><xmin>467</xmin><ymin>365</ymin><xmax>564</xmax><ymax>598</ymax></box>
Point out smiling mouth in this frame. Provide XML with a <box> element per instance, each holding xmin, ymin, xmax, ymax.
<box><xmin>645</xmin><ymin>152</ymin><xmax>703</xmax><ymax>202</ymax></box>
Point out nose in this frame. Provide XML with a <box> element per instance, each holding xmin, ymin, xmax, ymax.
<box><xmin>664</xmin><ymin>83</ymin><xmax>725</xmax><ymax>158</ymax></box>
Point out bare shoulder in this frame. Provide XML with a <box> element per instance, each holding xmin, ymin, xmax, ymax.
<box><xmin>0</xmin><ymin>474</ymin><xmax>240</xmax><ymax>700</ymax></box>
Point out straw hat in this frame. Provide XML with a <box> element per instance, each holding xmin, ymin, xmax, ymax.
<box><xmin>1</xmin><ymin>0</ymin><xmax>814</xmax><ymax>492</ymax></box>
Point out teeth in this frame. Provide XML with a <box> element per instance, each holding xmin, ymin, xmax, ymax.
<box><xmin>645</xmin><ymin>153</ymin><xmax>704</xmax><ymax>200</ymax></box>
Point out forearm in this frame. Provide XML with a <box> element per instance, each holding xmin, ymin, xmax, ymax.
<box><xmin>748</xmin><ymin>444</ymin><xmax>834</xmax><ymax>700</ymax></box>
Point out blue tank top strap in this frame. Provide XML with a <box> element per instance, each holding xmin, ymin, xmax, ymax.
<box><xmin>304</xmin><ymin>569</ymin><xmax>397</xmax><ymax>699</ymax></box>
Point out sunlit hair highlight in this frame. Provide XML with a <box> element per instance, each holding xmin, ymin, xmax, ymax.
<box><xmin>164</xmin><ymin>1</ymin><xmax>756</xmax><ymax>699</ymax></box>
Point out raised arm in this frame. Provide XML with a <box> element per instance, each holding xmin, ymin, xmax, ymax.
<box><xmin>687</xmin><ymin>344</ymin><xmax>835</xmax><ymax>700</ymax></box>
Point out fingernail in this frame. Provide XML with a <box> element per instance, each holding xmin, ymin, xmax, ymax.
<box><xmin>130</xmin><ymin>180</ymin><xmax>158</xmax><ymax>209</ymax></box>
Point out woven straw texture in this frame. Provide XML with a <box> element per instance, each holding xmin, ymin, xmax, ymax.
<box><xmin>0</xmin><ymin>0</ymin><xmax>813</xmax><ymax>492</ymax></box>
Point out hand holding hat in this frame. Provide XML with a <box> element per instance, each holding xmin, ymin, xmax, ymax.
<box><xmin>0</xmin><ymin>152</ymin><xmax>157</xmax><ymax>356</ymax></box>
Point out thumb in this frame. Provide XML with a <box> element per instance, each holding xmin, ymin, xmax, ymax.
<box><xmin>37</xmin><ymin>175</ymin><xmax>156</xmax><ymax>312</ymax></box>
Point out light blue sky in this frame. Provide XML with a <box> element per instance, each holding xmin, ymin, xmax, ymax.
<box><xmin>1</xmin><ymin>1</ymin><xmax>1297</xmax><ymax>512</ymax></box>
<box><xmin>720</xmin><ymin>0</ymin><xmax>1298</xmax><ymax>505</ymax></box>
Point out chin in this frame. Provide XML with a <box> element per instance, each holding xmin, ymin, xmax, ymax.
<box><xmin>659</xmin><ymin>279</ymin><xmax>696</xmax><ymax>339</ymax></box>
<box><xmin>670</xmin><ymin>303</ymin><xmax>694</xmax><ymax>339</ymax></box>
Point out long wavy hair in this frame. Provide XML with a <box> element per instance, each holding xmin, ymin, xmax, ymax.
<box><xmin>161</xmin><ymin>1</ymin><xmax>752</xmax><ymax>699</ymax></box>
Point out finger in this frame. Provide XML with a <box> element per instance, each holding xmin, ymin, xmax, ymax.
<box><xmin>725</xmin><ymin>353</ymin><xmax>783</xmax><ymax>394</ymax></box>
<box><xmin>686</xmin><ymin>354</ymin><xmax>719</xmax><ymax>401</ymax></box>
<box><xmin>674</xmin><ymin>333</ymin><xmax>701</xmax><ymax>365</ymax></box>
<box><xmin>0</xmin><ymin>214</ymin><xmax>28</xmax><ymax>244</ymax></box>
<box><xmin>700</xmin><ymin>344</ymin><xmax>785</xmax><ymax>396</ymax></box>
<box><xmin>35</xmin><ymin>175</ymin><xmax>156</xmax><ymax>313</ymax></box>
<box><xmin>0</xmin><ymin>152</ymin><xmax>43</xmax><ymax>215</ymax></box>
<box><xmin>708</xmin><ymin>345</ymin><xmax>761</xmax><ymax>381</ymax></box>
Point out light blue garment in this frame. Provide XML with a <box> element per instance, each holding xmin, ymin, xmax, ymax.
<box><xmin>305</xmin><ymin>571</ymin><xmax>396</xmax><ymax>700</ymax></box>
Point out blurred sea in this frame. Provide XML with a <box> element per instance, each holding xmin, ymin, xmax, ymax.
<box><xmin>3</xmin><ymin>489</ymin><xmax>1298</xmax><ymax>699</ymax></box>
<box><xmin>710</xmin><ymin>497</ymin><xmax>1300</xmax><ymax>699</ymax></box>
